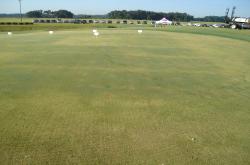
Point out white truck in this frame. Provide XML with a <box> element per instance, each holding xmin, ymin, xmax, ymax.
<box><xmin>225</xmin><ymin>7</ymin><xmax>250</xmax><ymax>29</ymax></box>
<box><xmin>230</xmin><ymin>17</ymin><xmax>250</xmax><ymax>29</ymax></box>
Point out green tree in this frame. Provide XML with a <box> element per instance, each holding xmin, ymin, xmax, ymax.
<box><xmin>26</xmin><ymin>10</ymin><xmax>43</xmax><ymax>18</ymax></box>
<box><xmin>54</xmin><ymin>10</ymin><xmax>74</xmax><ymax>18</ymax></box>
<box><xmin>107</xmin><ymin>10</ymin><xmax>194</xmax><ymax>21</ymax></box>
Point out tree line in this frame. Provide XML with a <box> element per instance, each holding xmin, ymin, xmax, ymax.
<box><xmin>193</xmin><ymin>16</ymin><xmax>225</xmax><ymax>22</ymax></box>
<box><xmin>0</xmin><ymin>14</ymin><xmax>21</xmax><ymax>18</ymax></box>
<box><xmin>0</xmin><ymin>9</ymin><xmax>225</xmax><ymax>22</ymax></box>
<box><xmin>107</xmin><ymin>10</ymin><xmax>194</xmax><ymax>21</ymax></box>
<box><xmin>25</xmin><ymin>9</ymin><xmax>194</xmax><ymax>21</ymax></box>
<box><xmin>26</xmin><ymin>10</ymin><xmax>74</xmax><ymax>18</ymax></box>
<box><xmin>25</xmin><ymin>10</ymin><xmax>104</xmax><ymax>19</ymax></box>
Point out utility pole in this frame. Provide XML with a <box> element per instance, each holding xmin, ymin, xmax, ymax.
<box><xmin>18</xmin><ymin>0</ymin><xmax>22</xmax><ymax>22</ymax></box>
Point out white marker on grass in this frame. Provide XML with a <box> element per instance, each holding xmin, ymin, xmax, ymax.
<box><xmin>93</xmin><ymin>32</ymin><xmax>99</xmax><ymax>37</ymax></box>
<box><xmin>49</xmin><ymin>31</ymin><xmax>54</xmax><ymax>34</ymax></box>
<box><xmin>93</xmin><ymin>29</ymin><xmax>98</xmax><ymax>33</ymax></box>
<box><xmin>7</xmin><ymin>32</ymin><xmax>12</xmax><ymax>36</ymax></box>
<box><xmin>138</xmin><ymin>30</ymin><xmax>143</xmax><ymax>34</ymax></box>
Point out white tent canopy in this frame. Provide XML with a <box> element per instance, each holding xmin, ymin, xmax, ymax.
<box><xmin>155</xmin><ymin>18</ymin><xmax>173</xmax><ymax>25</ymax></box>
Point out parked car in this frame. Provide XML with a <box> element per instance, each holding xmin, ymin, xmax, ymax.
<box><xmin>63</xmin><ymin>20</ymin><xmax>69</xmax><ymax>23</ymax></box>
<box><xmin>57</xmin><ymin>19</ymin><xmax>63</xmax><ymax>23</ymax></box>
<box><xmin>51</xmin><ymin>20</ymin><xmax>57</xmax><ymax>23</ymax></box>
<box><xmin>193</xmin><ymin>23</ymin><xmax>201</xmax><ymax>27</ymax></box>
<box><xmin>99</xmin><ymin>20</ymin><xmax>106</xmax><ymax>24</ymax></box>
<box><xmin>32</xmin><ymin>19</ymin><xmax>39</xmax><ymax>23</ymax></box>
<box><xmin>240</xmin><ymin>23</ymin><xmax>250</xmax><ymax>29</ymax></box>
<box><xmin>81</xmin><ymin>20</ymin><xmax>87</xmax><ymax>24</ymax></box>
<box><xmin>201</xmin><ymin>24</ymin><xmax>208</xmax><ymax>27</ymax></box>
<box><xmin>212</xmin><ymin>24</ymin><xmax>227</xmax><ymax>28</ymax></box>
<box><xmin>74</xmin><ymin>20</ymin><xmax>81</xmax><ymax>24</ymax></box>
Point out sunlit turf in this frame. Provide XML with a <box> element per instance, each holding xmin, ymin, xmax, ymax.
<box><xmin>0</xmin><ymin>29</ymin><xmax>250</xmax><ymax>164</ymax></box>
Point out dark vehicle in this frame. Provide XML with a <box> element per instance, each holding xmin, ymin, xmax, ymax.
<box><xmin>240</xmin><ymin>23</ymin><xmax>250</xmax><ymax>29</ymax></box>
<box><xmin>123</xmin><ymin>20</ymin><xmax>128</xmax><ymax>24</ymax></box>
<box><xmin>201</xmin><ymin>24</ymin><xmax>208</xmax><ymax>27</ymax></box>
<box><xmin>81</xmin><ymin>20</ymin><xmax>87</xmax><ymax>24</ymax></box>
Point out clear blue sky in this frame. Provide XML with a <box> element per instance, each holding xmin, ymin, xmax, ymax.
<box><xmin>0</xmin><ymin>0</ymin><xmax>249</xmax><ymax>17</ymax></box>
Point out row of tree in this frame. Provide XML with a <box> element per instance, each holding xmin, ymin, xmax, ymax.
<box><xmin>107</xmin><ymin>10</ymin><xmax>194</xmax><ymax>21</ymax></box>
<box><xmin>194</xmin><ymin>16</ymin><xmax>225</xmax><ymax>22</ymax></box>
<box><xmin>25</xmin><ymin>9</ymin><xmax>194</xmax><ymax>21</ymax></box>
<box><xmin>26</xmin><ymin>10</ymin><xmax>74</xmax><ymax>18</ymax></box>
<box><xmin>9</xmin><ymin>9</ymin><xmax>224</xmax><ymax>22</ymax></box>
<box><xmin>0</xmin><ymin>14</ymin><xmax>21</xmax><ymax>17</ymax></box>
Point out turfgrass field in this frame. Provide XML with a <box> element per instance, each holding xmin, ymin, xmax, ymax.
<box><xmin>0</xmin><ymin>28</ymin><xmax>250</xmax><ymax>164</ymax></box>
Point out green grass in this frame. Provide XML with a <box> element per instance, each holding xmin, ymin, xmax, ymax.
<box><xmin>0</xmin><ymin>23</ymin><xmax>120</xmax><ymax>32</ymax></box>
<box><xmin>125</xmin><ymin>26</ymin><xmax>250</xmax><ymax>42</ymax></box>
<box><xmin>0</xmin><ymin>29</ymin><xmax>250</xmax><ymax>164</ymax></box>
<box><xmin>0</xmin><ymin>23</ymin><xmax>150</xmax><ymax>32</ymax></box>
<box><xmin>0</xmin><ymin>17</ymin><xmax>34</xmax><ymax>22</ymax></box>
<box><xmin>1</xmin><ymin>21</ymin><xmax>250</xmax><ymax>43</ymax></box>
<box><xmin>156</xmin><ymin>26</ymin><xmax>250</xmax><ymax>42</ymax></box>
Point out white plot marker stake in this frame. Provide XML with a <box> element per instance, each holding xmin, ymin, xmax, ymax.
<box><xmin>8</xmin><ymin>32</ymin><xmax>12</xmax><ymax>36</ymax></box>
<box><xmin>138</xmin><ymin>30</ymin><xmax>143</xmax><ymax>34</ymax></box>
<box><xmin>93</xmin><ymin>29</ymin><xmax>98</xmax><ymax>33</ymax></box>
<box><xmin>49</xmin><ymin>31</ymin><xmax>54</xmax><ymax>34</ymax></box>
<box><xmin>94</xmin><ymin>32</ymin><xmax>99</xmax><ymax>38</ymax></box>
